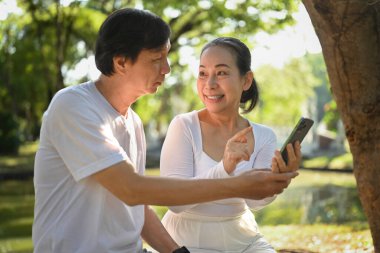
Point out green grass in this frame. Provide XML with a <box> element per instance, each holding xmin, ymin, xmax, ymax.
<box><xmin>0</xmin><ymin>238</ymin><xmax>33</xmax><ymax>253</ymax></box>
<box><xmin>0</xmin><ymin>180</ymin><xmax>34</xmax><ymax>253</ymax></box>
<box><xmin>291</xmin><ymin>169</ymin><xmax>357</xmax><ymax>187</ymax></box>
<box><xmin>303</xmin><ymin>152</ymin><xmax>353</xmax><ymax>170</ymax></box>
<box><xmin>261</xmin><ymin>224</ymin><xmax>373</xmax><ymax>252</ymax></box>
<box><xmin>148</xmin><ymin>168</ymin><xmax>373</xmax><ymax>252</ymax></box>
<box><xmin>0</xmin><ymin>144</ymin><xmax>373</xmax><ymax>253</ymax></box>
<box><xmin>0</xmin><ymin>142</ymin><xmax>37</xmax><ymax>173</ymax></box>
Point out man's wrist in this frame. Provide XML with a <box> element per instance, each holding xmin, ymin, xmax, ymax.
<box><xmin>172</xmin><ymin>246</ymin><xmax>190</xmax><ymax>253</ymax></box>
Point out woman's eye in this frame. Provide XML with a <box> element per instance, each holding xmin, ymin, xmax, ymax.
<box><xmin>198</xmin><ymin>71</ymin><xmax>206</xmax><ymax>77</ymax></box>
<box><xmin>217</xmin><ymin>71</ymin><xmax>227</xmax><ymax>76</ymax></box>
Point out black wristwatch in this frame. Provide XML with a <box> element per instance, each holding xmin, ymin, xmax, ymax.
<box><xmin>172</xmin><ymin>246</ymin><xmax>190</xmax><ymax>253</ymax></box>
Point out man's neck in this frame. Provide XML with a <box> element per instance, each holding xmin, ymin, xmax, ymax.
<box><xmin>95</xmin><ymin>75</ymin><xmax>133</xmax><ymax>116</ymax></box>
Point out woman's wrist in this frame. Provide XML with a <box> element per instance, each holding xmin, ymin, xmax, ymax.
<box><xmin>222</xmin><ymin>159</ymin><xmax>234</xmax><ymax>174</ymax></box>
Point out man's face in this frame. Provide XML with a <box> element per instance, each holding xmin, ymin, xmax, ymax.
<box><xmin>125</xmin><ymin>40</ymin><xmax>171</xmax><ymax>95</ymax></box>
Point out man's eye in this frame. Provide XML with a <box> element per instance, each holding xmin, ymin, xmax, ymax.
<box><xmin>198</xmin><ymin>71</ymin><xmax>206</xmax><ymax>77</ymax></box>
<box><xmin>217</xmin><ymin>71</ymin><xmax>227</xmax><ymax>75</ymax></box>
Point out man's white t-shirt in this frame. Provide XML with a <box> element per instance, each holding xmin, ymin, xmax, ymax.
<box><xmin>33</xmin><ymin>81</ymin><xmax>146</xmax><ymax>253</ymax></box>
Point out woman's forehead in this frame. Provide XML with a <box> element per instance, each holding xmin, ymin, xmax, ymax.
<box><xmin>200</xmin><ymin>46</ymin><xmax>236</xmax><ymax>65</ymax></box>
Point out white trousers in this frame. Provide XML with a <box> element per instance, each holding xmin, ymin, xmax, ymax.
<box><xmin>162</xmin><ymin>210</ymin><xmax>275</xmax><ymax>253</ymax></box>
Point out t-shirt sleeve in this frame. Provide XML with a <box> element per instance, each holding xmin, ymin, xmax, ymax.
<box><xmin>46</xmin><ymin>91</ymin><xmax>130</xmax><ymax>181</ymax></box>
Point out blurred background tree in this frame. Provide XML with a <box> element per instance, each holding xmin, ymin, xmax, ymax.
<box><xmin>1</xmin><ymin>0</ymin><xmax>333</xmax><ymax>153</ymax></box>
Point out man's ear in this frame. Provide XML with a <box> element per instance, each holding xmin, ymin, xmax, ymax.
<box><xmin>113</xmin><ymin>55</ymin><xmax>128</xmax><ymax>74</ymax></box>
<box><xmin>243</xmin><ymin>71</ymin><xmax>254</xmax><ymax>91</ymax></box>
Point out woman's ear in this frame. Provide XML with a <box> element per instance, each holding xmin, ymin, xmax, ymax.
<box><xmin>113</xmin><ymin>55</ymin><xmax>128</xmax><ymax>74</ymax></box>
<box><xmin>243</xmin><ymin>71</ymin><xmax>254</xmax><ymax>91</ymax></box>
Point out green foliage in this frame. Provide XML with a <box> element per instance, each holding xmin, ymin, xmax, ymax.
<box><xmin>0</xmin><ymin>0</ymin><xmax>301</xmax><ymax>143</ymax></box>
<box><xmin>251</xmin><ymin>56</ymin><xmax>319</xmax><ymax>125</ymax></box>
<box><xmin>0</xmin><ymin>112</ymin><xmax>21</xmax><ymax>154</ymax></box>
<box><xmin>0</xmin><ymin>0</ymin><xmax>102</xmax><ymax>142</ymax></box>
<box><xmin>322</xmin><ymin>100</ymin><xmax>341</xmax><ymax>132</ymax></box>
<box><xmin>304</xmin><ymin>53</ymin><xmax>332</xmax><ymax>121</ymax></box>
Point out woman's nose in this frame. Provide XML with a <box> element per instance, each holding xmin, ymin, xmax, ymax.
<box><xmin>205</xmin><ymin>75</ymin><xmax>217</xmax><ymax>89</ymax></box>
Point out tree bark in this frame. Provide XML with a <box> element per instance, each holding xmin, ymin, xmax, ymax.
<box><xmin>302</xmin><ymin>0</ymin><xmax>380</xmax><ymax>252</ymax></box>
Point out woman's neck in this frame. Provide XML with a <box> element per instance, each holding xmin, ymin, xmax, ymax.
<box><xmin>199</xmin><ymin>109</ymin><xmax>248</xmax><ymax>132</ymax></box>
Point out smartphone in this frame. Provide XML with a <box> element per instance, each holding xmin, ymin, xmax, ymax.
<box><xmin>280</xmin><ymin>117</ymin><xmax>314</xmax><ymax>164</ymax></box>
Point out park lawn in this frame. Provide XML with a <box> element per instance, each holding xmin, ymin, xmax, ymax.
<box><xmin>302</xmin><ymin>152</ymin><xmax>353</xmax><ymax>171</ymax></box>
<box><xmin>148</xmin><ymin>169</ymin><xmax>373</xmax><ymax>252</ymax></box>
<box><xmin>0</xmin><ymin>142</ymin><xmax>37</xmax><ymax>173</ymax></box>
<box><xmin>261</xmin><ymin>223</ymin><xmax>373</xmax><ymax>253</ymax></box>
<box><xmin>0</xmin><ymin>144</ymin><xmax>373</xmax><ymax>253</ymax></box>
<box><xmin>0</xmin><ymin>180</ymin><xmax>374</xmax><ymax>253</ymax></box>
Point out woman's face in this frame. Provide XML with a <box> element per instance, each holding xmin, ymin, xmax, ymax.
<box><xmin>197</xmin><ymin>45</ymin><xmax>251</xmax><ymax>115</ymax></box>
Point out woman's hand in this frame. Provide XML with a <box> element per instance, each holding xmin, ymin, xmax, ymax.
<box><xmin>272</xmin><ymin>141</ymin><xmax>302</xmax><ymax>173</ymax></box>
<box><xmin>223</xmin><ymin>126</ymin><xmax>253</xmax><ymax>174</ymax></box>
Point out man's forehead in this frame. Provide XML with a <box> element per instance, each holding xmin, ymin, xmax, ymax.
<box><xmin>150</xmin><ymin>40</ymin><xmax>171</xmax><ymax>52</ymax></box>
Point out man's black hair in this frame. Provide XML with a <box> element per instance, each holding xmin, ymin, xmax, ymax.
<box><xmin>95</xmin><ymin>8</ymin><xmax>171</xmax><ymax>76</ymax></box>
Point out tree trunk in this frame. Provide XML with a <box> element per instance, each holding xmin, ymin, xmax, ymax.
<box><xmin>302</xmin><ymin>1</ymin><xmax>380</xmax><ymax>252</ymax></box>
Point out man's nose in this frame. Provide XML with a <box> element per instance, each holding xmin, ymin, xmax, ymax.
<box><xmin>161</xmin><ymin>58</ymin><xmax>171</xmax><ymax>75</ymax></box>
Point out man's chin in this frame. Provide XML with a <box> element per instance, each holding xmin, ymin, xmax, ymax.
<box><xmin>145</xmin><ymin>87</ymin><xmax>160</xmax><ymax>95</ymax></box>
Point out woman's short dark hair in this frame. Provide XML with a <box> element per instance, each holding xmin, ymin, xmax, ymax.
<box><xmin>200</xmin><ymin>37</ymin><xmax>259</xmax><ymax>114</ymax></box>
<box><xmin>95</xmin><ymin>8</ymin><xmax>171</xmax><ymax>76</ymax></box>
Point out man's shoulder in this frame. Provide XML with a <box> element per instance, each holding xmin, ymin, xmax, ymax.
<box><xmin>46</xmin><ymin>81</ymin><xmax>97</xmax><ymax>117</ymax></box>
<box><xmin>53</xmin><ymin>81</ymin><xmax>94</xmax><ymax>102</ymax></box>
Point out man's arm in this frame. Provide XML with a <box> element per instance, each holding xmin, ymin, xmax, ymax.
<box><xmin>91</xmin><ymin>159</ymin><xmax>297</xmax><ymax>206</ymax></box>
<box><xmin>141</xmin><ymin>205</ymin><xmax>179</xmax><ymax>253</ymax></box>
<box><xmin>92</xmin><ymin>126</ymin><xmax>299</xmax><ymax>206</ymax></box>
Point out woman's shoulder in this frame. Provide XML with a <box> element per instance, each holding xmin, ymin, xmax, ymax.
<box><xmin>171</xmin><ymin>110</ymin><xmax>198</xmax><ymax>125</ymax></box>
<box><xmin>249</xmin><ymin>121</ymin><xmax>277</xmax><ymax>141</ymax></box>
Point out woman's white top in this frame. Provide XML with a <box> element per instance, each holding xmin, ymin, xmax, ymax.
<box><xmin>160</xmin><ymin>111</ymin><xmax>278</xmax><ymax>252</ymax></box>
<box><xmin>160</xmin><ymin>110</ymin><xmax>277</xmax><ymax>216</ymax></box>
